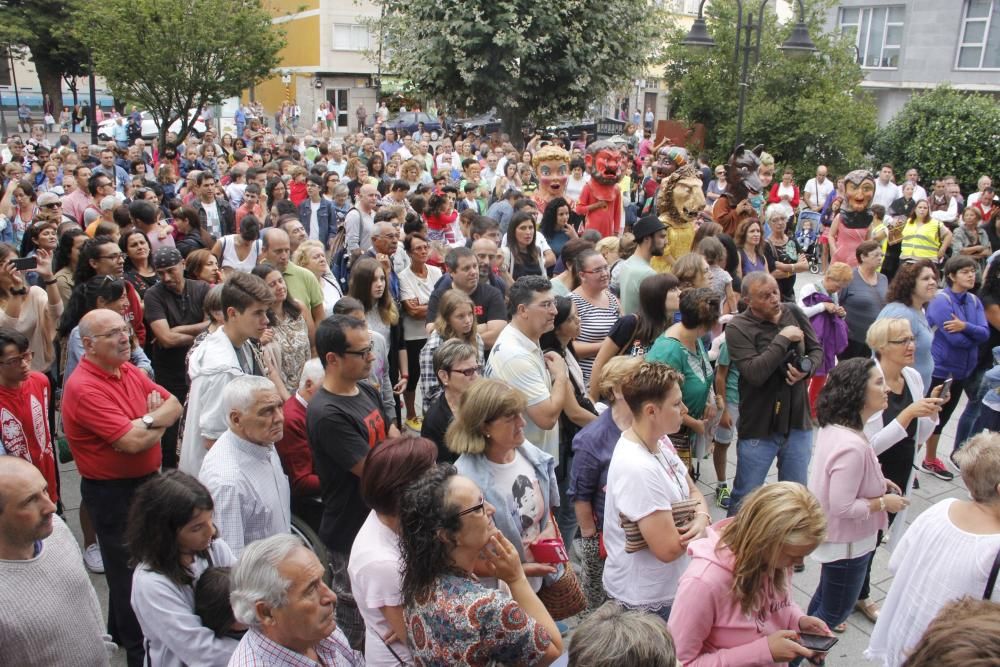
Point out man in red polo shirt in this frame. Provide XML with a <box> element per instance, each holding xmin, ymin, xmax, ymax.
<box><xmin>62</xmin><ymin>308</ymin><xmax>182</xmax><ymax>667</ymax></box>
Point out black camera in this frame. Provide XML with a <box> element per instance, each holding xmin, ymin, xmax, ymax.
<box><xmin>783</xmin><ymin>348</ymin><xmax>813</xmax><ymax>374</ymax></box>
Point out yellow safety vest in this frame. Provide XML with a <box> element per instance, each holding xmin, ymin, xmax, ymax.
<box><xmin>899</xmin><ymin>220</ymin><xmax>941</xmax><ymax>260</ymax></box>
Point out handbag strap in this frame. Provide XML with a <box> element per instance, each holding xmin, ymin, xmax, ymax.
<box><xmin>984</xmin><ymin>548</ymin><xmax>1000</xmax><ymax>600</ymax></box>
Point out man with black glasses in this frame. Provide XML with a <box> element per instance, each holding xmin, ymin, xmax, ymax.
<box><xmin>307</xmin><ymin>314</ymin><xmax>399</xmax><ymax>648</ymax></box>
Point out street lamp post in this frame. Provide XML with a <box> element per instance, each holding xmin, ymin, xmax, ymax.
<box><xmin>682</xmin><ymin>0</ymin><xmax>818</xmax><ymax>148</ymax></box>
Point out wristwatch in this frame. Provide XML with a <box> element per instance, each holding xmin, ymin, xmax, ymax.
<box><xmin>141</xmin><ymin>415</ymin><xmax>155</xmax><ymax>429</ymax></box>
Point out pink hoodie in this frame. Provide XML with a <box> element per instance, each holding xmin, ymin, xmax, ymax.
<box><xmin>668</xmin><ymin>520</ymin><xmax>804</xmax><ymax>666</ymax></box>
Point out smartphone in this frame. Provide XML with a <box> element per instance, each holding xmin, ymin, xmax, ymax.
<box><xmin>9</xmin><ymin>256</ymin><xmax>37</xmax><ymax>271</ymax></box>
<box><xmin>797</xmin><ymin>633</ymin><xmax>838</xmax><ymax>652</ymax></box>
<box><xmin>939</xmin><ymin>376</ymin><xmax>954</xmax><ymax>402</ymax></box>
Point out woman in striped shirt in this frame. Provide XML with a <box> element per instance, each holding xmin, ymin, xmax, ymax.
<box><xmin>570</xmin><ymin>248</ymin><xmax>622</xmax><ymax>389</ymax></box>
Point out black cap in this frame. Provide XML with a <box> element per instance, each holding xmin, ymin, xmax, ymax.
<box><xmin>632</xmin><ymin>215</ymin><xmax>666</xmax><ymax>241</ymax></box>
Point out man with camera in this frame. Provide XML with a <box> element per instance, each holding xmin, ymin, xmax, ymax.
<box><xmin>724</xmin><ymin>272</ymin><xmax>822</xmax><ymax>516</ymax></box>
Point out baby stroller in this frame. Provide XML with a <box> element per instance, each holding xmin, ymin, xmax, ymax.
<box><xmin>796</xmin><ymin>210</ymin><xmax>822</xmax><ymax>274</ymax></box>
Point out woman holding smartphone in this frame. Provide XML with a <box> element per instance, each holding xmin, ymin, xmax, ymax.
<box><xmin>669</xmin><ymin>482</ymin><xmax>832</xmax><ymax>665</ymax></box>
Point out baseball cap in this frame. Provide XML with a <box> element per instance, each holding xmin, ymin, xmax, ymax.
<box><xmin>632</xmin><ymin>215</ymin><xmax>666</xmax><ymax>241</ymax></box>
<box><xmin>151</xmin><ymin>247</ymin><xmax>183</xmax><ymax>270</ymax></box>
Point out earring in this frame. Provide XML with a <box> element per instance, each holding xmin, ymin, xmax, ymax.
<box><xmin>485</xmin><ymin>433</ymin><xmax>491</xmax><ymax>439</ymax></box>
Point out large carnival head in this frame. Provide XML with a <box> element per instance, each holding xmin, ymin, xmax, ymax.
<box><xmin>657</xmin><ymin>165</ymin><xmax>706</xmax><ymax>224</ymax></box>
<box><xmin>585</xmin><ymin>140</ymin><xmax>625</xmax><ymax>187</ymax></box>
<box><xmin>725</xmin><ymin>143</ymin><xmax>765</xmax><ymax>197</ymax></box>
<box><xmin>531</xmin><ymin>144</ymin><xmax>570</xmax><ymax>199</ymax></box>
<box><xmin>654</xmin><ymin>145</ymin><xmax>689</xmax><ymax>179</ymax></box>
<box><xmin>843</xmin><ymin>169</ymin><xmax>877</xmax><ymax>213</ymax></box>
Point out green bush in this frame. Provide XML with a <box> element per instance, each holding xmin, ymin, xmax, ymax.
<box><xmin>871</xmin><ymin>86</ymin><xmax>1000</xmax><ymax>192</ymax></box>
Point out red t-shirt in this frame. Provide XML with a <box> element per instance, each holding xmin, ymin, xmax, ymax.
<box><xmin>275</xmin><ymin>394</ymin><xmax>320</xmax><ymax>497</ymax></box>
<box><xmin>62</xmin><ymin>357</ymin><xmax>169</xmax><ymax>480</ymax></box>
<box><xmin>0</xmin><ymin>372</ymin><xmax>58</xmax><ymax>502</ymax></box>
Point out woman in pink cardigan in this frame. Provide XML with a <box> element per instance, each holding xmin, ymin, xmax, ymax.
<box><xmin>668</xmin><ymin>482</ymin><xmax>832</xmax><ymax>666</ymax></box>
<box><xmin>806</xmin><ymin>357</ymin><xmax>909</xmax><ymax>631</ymax></box>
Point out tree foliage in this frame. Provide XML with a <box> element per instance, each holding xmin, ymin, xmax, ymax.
<box><xmin>375</xmin><ymin>0</ymin><xmax>670</xmax><ymax>140</ymax></box>
<box><xmin>871</xmin><ymin>86</ymin><xmax>1000</xmax><ymax>193</ymax></box>
<box><xmin>662</xmin><ymin>0</ymin><xmax>876</xmax><ymax>178</ymax></box>
<box><xmin>72</xmin><ymin>0</ymin><xmax>284</xmax><ymax>146</ymax></box>
<box><xmin>0</xmin><ymin>0</ymin><xmax>92</xmax><ymax>113</ymax></box>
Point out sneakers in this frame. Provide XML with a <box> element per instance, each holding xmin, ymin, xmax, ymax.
<box><xmin>715</xmin><ymin>485</ymin><xmax>731</xmax><ymax>510</ymax></box>
<box><xmin>404</xmin><ymin>416</ymin><xmax>423</xmax><ymax>431</ymax></box>
<box><xmin>949</xmin><ymin>450</ymin><xmax>961</xmax><ymax>472</ymax></box>
<box><xmin>921</xmin><ymin>457</ymin><xmax>955</xmax><ymax>481</ymax></box>
<box><xmin>84</xmin><ymin>543</ymin><xmax>105</xmax><ymax>574</ymax></box>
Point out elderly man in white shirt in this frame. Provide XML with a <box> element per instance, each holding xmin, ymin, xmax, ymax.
<box><xmin>198</xmin><ymin>375</ymin><xmax>291</xmax><ymax>557</ymax></box>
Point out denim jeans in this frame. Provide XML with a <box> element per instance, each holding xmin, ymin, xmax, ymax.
<box><xmin>727</xmin><ymin>429</ymin><xmax>813</xmax><ymax>517</ymax></box>
<box><xmin>955</xmin><ymin>366</ymin><xmax>987</xmax><ymax>450</ymax></box>
<box><xmin>807</xmin><ymin>551</ymin><xmax>874</xmax><ymax>629</ymax></box>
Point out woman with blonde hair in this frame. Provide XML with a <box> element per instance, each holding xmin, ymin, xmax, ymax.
<box><xmin>417</xmin><ymin>289</ymin><xmax>484</xmax><ymax>413</ymax></box>
<box><xmin>449</xmin><ymin>379</ymin><xmax>565</xmax><ymax>595</ymax></box>
<box><xmin>669</xmin><ymin>482</ymin><xmax>833</xmax><ymax>665</ymax></box>
<box><xmin>293</xmin><ymin>239</ymin><xmax>341</xmax><ymax>317</ymax></box>
<box><xmin>568</xmin><ymin>355</ymin><xmax>644</xmax><ymax>609</ymax></box>
<box><xmin>845</xmin><ymin>317</ymin><xmax>943</xmax><ymax>631</ymax></box>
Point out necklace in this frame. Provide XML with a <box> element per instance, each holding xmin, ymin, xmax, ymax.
<box><xmin>630</xmin><ymin>428</ymin><xmax>687</xmax><ymax>493</ymax></box>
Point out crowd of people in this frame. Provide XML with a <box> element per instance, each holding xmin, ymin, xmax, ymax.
<box><xmin>2</xmin><ymin>112</ymin><xmax>1000</xmax><ymax>667</ymax></box>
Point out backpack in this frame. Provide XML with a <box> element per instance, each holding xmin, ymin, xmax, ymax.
<box><xmin>329</xmin><ymin>207</ymin><xmax>358</xmax><ymax>293</ymax></box>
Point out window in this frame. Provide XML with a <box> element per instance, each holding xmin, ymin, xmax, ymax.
<box><xmin>839</xmin><ymin>5</ymin><xmax>904</xmax><ymax>69</ymax></box>
<box><xmin>332</xmin><ymin>24</ymin><xmax>369</xmax><ymax>51</ymax></box>
<box><xmin>957</xmin><ymin>0</ymin><xmax>1000</xmax><ymax>69</ymax></box>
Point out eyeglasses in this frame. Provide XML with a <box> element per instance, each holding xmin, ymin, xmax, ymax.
<box><xmin>582</xmin><ymin>266</ymin><xmax>610</xmax><ymax>275</ymax></box>
<box><xmin>41</xmin><ymin>203</ymin><xmax>62</xmax><ymax>209</ymax></box>
<box><xmin>98</xmin><ymin>252</ymin><xmax>124</xmax><ymax>261</ymax></box>
<box><xmin>887</xmin><ymin>336</ymin><xmax>916</xmax><ymax>346</ymax></box>
<box><xmin>456</xmin><ymin>497</ymin><xmax>486</xmax><ymax>518</ymax></box>
<box><xmin>91</xmin><ymin>326</ymin><xmax>129</xmax><ymax>340</ymax></box>
<box><xmin>341</xmin><ymin>345</ymin><xmax>374</xmax><ymax>357</ymax></box>
<box><xmin>448</xmin><ymin>365</ymin><xmax>482</xmax><ymax>378</ymax></box>
<box><xmin>0</xmin><ymin>350</ymin><xmax>33</xmax><ymax>367</ymax></box>
<box><xmin>531</xmin><ymin>300</ymin><xmax>556</xmax><ymax>311</ymax></box>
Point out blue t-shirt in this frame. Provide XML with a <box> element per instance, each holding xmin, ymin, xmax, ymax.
<box><xmin>877</xmin><ymin>302</ymin><xmax>934</xmax><ymax>390</ymax></box>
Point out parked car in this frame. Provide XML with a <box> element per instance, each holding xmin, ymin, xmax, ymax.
<box><xmin>383</xmin><ymin>112</ymin><xmax>442</xmax><ymax>140</ymax></box>
<box><xmin>454</xmin><ymin>111</ymin><xmax>503</xmax><ymax>136</ymax></box>
<box><xmin>97</xmin><ymin>110</ymin><xmax>207</xmax><ymax>141</ymax></box>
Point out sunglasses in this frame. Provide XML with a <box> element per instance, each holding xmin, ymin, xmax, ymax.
<box><xmin>448</xmin><ymin>365</ymin><xmax>482</xmax><ymax>378</ymax></box>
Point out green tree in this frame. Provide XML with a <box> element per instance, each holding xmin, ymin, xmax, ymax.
<box><xmin>871</xmin><ymin>86</ymin><xmax>1000</xmax><ymax>193</ymax></box>
<box><xmin>0</xmin><ymin>0</ymin><xmax>92</xmax><ymax>116</ymax></box>
<box><xmin>72</xmin><ymin>0</ymin><xmax>284</xmax><ymax>146</ymax></box>
<box><xmin>662</xmin><ymin>0</ymin><xmax>876</xmax><ymax>178</ymax></box>
<box><xmin>374</xmin><ymin>0</ymin><xmax>669</xmax><ymax>140</ymax></box>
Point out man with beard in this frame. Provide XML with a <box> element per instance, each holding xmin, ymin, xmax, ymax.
<box><xmin>617</xmin><ymin>216</ymin><xmax>667</xmax><ymax>315</ymax></box>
